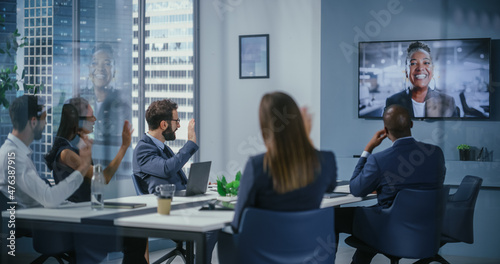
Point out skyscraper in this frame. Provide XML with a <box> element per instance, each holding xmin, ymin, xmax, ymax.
<box><xmin>8</xmin><ymin>0</ymin><xmax>194</xmax><ymax>180</ymax></box>
<box><xmin>132</xmin><ymin>0</ymin><xmax>194</xmax><ymax>157</ymax></box>
<box><xmin>22</xmin><ymin>0</ymin><xmax>58</xmax><ymax>179</ymax></box>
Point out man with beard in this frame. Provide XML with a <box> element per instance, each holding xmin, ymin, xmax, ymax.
<box><xmin>0</xmin><ymin>95</ymin><xmax>92</xmax><ymax>208</ymax></box>
<box><xmin>133</xmin><ymin>99</ymin><xmax>198</xmax><ymax>193</ymax></box>
<box><xmin>133</xmin><ymin>99</ymin><xmax>220</xmax><ymax>263</ymax></box>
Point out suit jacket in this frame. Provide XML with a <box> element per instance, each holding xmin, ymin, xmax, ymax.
<box><xmin>386</xmin><ymin>89</ymin><xmax>458</xmax><ymax>118</ymax></box>
<box><xmin>46</xmin><ymin>137</ymin><xmax>91</xmax><ymax>202</ymax></box>
<box><xmin>350</xmin><ymin>137</ymin><xmax>445</xmax><ymax>208</ymax></box>
<box><xmin>94</xmin><ymin>89</ymin><xmax>131</xmax><ymax>146</ymax></box>
<box><xmin>231</xmin><ymin>151</ymin><xmax>338</xmax><ymax>231</ymax></box>
<box><xmin>133</xmin><ymin>133</ymin><xmax>199</xmax><ymax>193</ymax></box>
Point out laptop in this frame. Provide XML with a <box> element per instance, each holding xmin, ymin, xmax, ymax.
<box><xmin>174</xmin><ymin>161</ymin><xmax>212</xmax><ymax>197</ymax></box>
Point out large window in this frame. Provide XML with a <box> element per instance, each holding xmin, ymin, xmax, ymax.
<box><xmin>2</xmin><ymin>0</ymin><xmax>197</xmax><ymax>185</ymax></box>
<box><xmin>132</xmin><ymin>0</ymin><xmax>196</xmax><ymax>167</ymax></box>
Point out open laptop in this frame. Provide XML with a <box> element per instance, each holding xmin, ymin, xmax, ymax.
<box><xmin>174</xmin><ymin>161</ymin><xmax>212</xmax><ymax>197</ymax></box>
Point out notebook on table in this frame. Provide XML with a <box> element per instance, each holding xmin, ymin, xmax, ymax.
<box><xmin>174</xmin><ymin>161</ymin><xmax>212</xmax><ymax>197</ymax></box>
<box><xmin>103</xmin><ymin>202</ymin><xmax>147</xmax><ymax>209</ymax></box>
<box><xmin>324</xmin><ymin>184</ymin><xmax>351</xmax><ymax>199</ymax></box>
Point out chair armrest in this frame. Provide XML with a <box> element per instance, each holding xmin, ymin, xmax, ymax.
<box><xmin>221</xmin><ymin>225</ymin><xmax>234</xmax><ymax>234</ymax></box>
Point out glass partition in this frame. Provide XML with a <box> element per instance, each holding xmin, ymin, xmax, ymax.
<box><xmin>1</xmin><ymin>0</ymin><xmax>196</xmax><ymax>189</ymax></box>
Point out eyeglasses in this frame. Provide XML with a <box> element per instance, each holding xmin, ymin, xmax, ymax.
<box><xmin>79</xmin><ymin>116</ymin><xmax>96</xmax><ymax>120</ymax></box>
<box><xmin>167</xmin><ymin>118</ymin><xmax>180</xmax><ymax>123</ymax></box>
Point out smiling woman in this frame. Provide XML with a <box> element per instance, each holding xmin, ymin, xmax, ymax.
<box><xmin>86</xmin><ymin>43</ymin><xmax>132</xmax><ymax>146</ymax></box>
<box><xmin>385</xmin><ymin>41</ymin><xmax>458</xmax><ymax>118</ymax></box>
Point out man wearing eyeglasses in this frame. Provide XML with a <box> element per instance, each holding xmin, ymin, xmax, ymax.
<box><xmin>133</xmin><ymin>99</ymin><xmax>198</xmax><ymax>193</ymax></box>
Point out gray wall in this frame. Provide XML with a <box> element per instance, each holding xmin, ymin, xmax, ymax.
<box><xmin>197</xmin><ymin>0</ymin><xmax>500</xmax><ymax>259</ymax></box>
<box><xmin>321</xmin><ymin>0</ymin><xmax>500</xmax><ymax>259</ymax></box>
<box><xmin>200</xmin><ymin>0</ymin><xmax>321</xmax><ymax>182</ymax></box>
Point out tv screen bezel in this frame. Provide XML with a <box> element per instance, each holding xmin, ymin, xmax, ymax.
<box><xmin>357</xmin><ymin>38</ymin><xmax>492</xmax><ymax>120</ymax></box>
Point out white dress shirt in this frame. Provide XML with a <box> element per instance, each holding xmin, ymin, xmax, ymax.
<box><xmin>411</xmin><ymin>99</ymin><xmax>426</xmax><ymax>117</ymax></box>
<box><xmin>0</xmin><ymin>133</ymin><xmax>84</xmax><ymax>208</ymax></box>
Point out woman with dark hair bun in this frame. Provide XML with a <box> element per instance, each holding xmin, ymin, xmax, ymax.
<box><xmin>385</xmin><ymin>41</ymin><xmax>458</xmax><ymax>118</ymax></box>
<box><xmin>44</xmin><ymin>97</ymin><xmax>133</xmax><ymax>202</ymax></box>
<box><xmin>44</xmin><ymin>98</ymin><xmax>145</xmax><ymax>264</ymax></box>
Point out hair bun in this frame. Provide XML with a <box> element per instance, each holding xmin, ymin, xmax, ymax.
<box><xmin>407</xmin><ymin>41</ymin><xmax>431</xmax><ymax>54</ymax></box>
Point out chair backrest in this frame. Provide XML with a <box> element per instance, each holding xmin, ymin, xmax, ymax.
<box><xmin>353</xmin><ymin>187</ymin><xmax>449</xmax><ymax>259</ymax></box>
<box><xmin>131</xmin><ymin>174</ymin><xmax>148</xmax><ymax>195</ymax></box>
<box><xmin>32</xmin><ymin>229</ymin><xmax>74</xmax><ymax>255</ymax></box>
<box><xmin>235</xmin><ymin>207</ymin><xmax>336</xmax><ymax>264</ymax></box>
<box><xmin>442</xmin><ymin>175</ymin><xmax>482</xmax><ymax>244</ymax></box>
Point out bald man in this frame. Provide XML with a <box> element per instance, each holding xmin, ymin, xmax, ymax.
<box><xmin>336</xmin><ymin>105</ymin><xmax>446</xmax><ymax>264</ymax></box>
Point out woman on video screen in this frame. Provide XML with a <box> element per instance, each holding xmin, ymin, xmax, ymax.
<box><xmin>385</xmin><ymin>41</ymin><xmax>458</xmax><ymax>118</ymax></box>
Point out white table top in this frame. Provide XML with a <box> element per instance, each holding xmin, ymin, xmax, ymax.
<box><xmin>114</xmin><ymin>207</ymin><xmax>234</xmax><ymax>233</ymax></box>
<box><xmin>1</xmin><ymin>191</ymin><xmax>219</xmax><ymax>223</ymax></box>
<box><xmin>3</xmin><ymin>187</ymin><xmax>374</xmax><ymax>232</ymax></box>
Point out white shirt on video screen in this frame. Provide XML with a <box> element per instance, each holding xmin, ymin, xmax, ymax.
<box><xmin>412</xmin><ymin>99</ymin><xmax>425</xmax><ymax>117</ymax></box>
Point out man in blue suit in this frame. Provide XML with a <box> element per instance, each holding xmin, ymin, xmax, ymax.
<box><xmin>133</xmin><ymin>99</ymin><xmax>198</xmax><ymax>194</ymax></box>
<box><xmin>133</xmin><ymin>99</ymin><xmax>219</xmax><ymax>263</ymax></box>
<box><xmin>336</xmin><ymin>104</ymin><xmax>446</xmax><ymax>264</ymax></box>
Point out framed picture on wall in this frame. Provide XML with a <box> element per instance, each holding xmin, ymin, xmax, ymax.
<box><xmin>239</xmin><ymin>34</ymin><xmax>269</xmax><ymax>79</ymax></box>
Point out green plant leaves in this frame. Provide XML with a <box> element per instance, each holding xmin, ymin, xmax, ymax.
<box><xmin>235</xmin><ymin>171</ymin><xmax>241</xmax><ymax>181</ymax></box>
<box><xmin>216</xmin><ymin>176</ymin><xmax>227</xmax><ymax>196</ymax></box>
<box><xmin>0</xmin><ymin>13</ymin><xmax>43</xmax><ymax>109</ymax></box>
<box><xmin>216</xmin><ymin>171</ymin><xmax>242</xmax><ymax>196</ymax></box>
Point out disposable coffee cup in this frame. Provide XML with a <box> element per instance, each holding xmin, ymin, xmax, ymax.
<box><xmin>155</xmin><ymin>184</ymin><xmax>176</xmax><ymax>215</ymax></box>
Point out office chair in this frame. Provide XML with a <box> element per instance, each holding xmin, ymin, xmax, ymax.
<box><xmin>218</xmin><ymin>207</ymin><xmax>336</xmax><ymax>264</ymax></box>
<box><xmin>131</xmin><ymin>175</ymin><xmax>187</xmax><ymax>264</ymax></box>
<box><xmin>1</xmin><ymin>194</ymin><xmax>75</xmax><ymax>264</ymax></box>
<box><xmin>459</xmin><ymin>92</ymin><xmax>486</xmax><ymax>118</ymax></box>
<box><xmin>31</xmin><ymin>230</ymin><xmax>75</xmax><ymax>264</ymax></box>
<box><xmin>415</xmin><ymin>176</ymin><xmax>483</xmax><ymax>264</ymax></box>
<box><xmin>345</xmin><ymin>188</ymin><xmax>449</xmax><ymax>264</ymax></box>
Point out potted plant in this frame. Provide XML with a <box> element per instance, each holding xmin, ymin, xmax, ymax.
<box><xmin>457</xmin><ymin>144</ymin><xmax>470</xmax><ymax>161</ymax></box>
<box><xmin>216</xmin><ymin>171</ymin><xmax>241</xmax><ymax>200</ymax></box>
<box><xmin>0</xmin><ymin>16</ymin><xmax>43</xmax><ymax>108</ymax></box>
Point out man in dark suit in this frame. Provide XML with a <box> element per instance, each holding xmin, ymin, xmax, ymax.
<box><xmin>133</xmin><ymin>99</ymin><xmax>198</xmax><ymax>193</ymax></box>
<box><xmin>336</xmin><ymin>104</ymin><xmax>446</xmax><ymax>264</ymax></box>
<box><xmin>133</xmin><ymin>99</ymin><xmax>219</xmax><ymax>264</ymax></box>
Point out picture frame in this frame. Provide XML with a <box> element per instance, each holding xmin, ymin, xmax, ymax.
<box><xmin>239</xmin><ymin>34</ymin><xmax>269</xmax><ymax>79</ymax></box>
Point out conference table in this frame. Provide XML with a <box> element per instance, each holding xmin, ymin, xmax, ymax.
<box><xmin>1</xmin><ymin>184</ymin><xmax>375</xmax><ymax>264</ymax></box>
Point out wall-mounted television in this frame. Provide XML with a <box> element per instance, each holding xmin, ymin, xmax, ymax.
<box><xmin>358</xmin><ymin>38</ymin><xmax>491</xmax><ymax>119</ymax></box>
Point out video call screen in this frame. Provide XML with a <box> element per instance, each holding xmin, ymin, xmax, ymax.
<box><xmin>358</xmin><ymin>38</ymin><xmax>491</xmax><ymax>119</ymax></box>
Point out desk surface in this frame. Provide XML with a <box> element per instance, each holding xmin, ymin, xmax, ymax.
<box><xmin>3</xmin><ymin>186</ymin><xmax>374</xmax><ymax>228</ymax></box>
<box><xmin>3</xmin><ymin>192</ymin><xmax>219</xmax><ymax>224</ymax></box>
<box><xmin>2</xmin><ymin>186</ymin><xmax>375</xmax><ymax>264</ymax></box>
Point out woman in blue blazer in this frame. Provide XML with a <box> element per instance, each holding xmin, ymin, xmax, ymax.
<box><xmin>231</xmin><ymin>91</ymin><xmax>338</xmax><ymax>231</ymax></box>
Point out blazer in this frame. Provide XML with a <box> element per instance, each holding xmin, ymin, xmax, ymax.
<box><xmin>46</xmin><ymin>136</ymin><xmax>91</xmax><ymax>202</ymax></box>
<box><xmin>231</xmin><ymin>151</ymin><xmax>338</xmax><ymax>231</ymax></box>
<box><xmin>93</xmin><ymin>89</ymin><xmax>131</xmax><ymax>146</ymax></box>
<box><xmin>133</xmin><ymin>133</ymin><xmax>199</xmax><ymax>193</ymax></box>
<box><xmin>386</xmin><ymin>89</ymin><xmax>458</xmax><ymax>118</ymax></box>
<box><xmin>350</xmin><ymin>137</ymin><xmax>446</xmax><ymax>208</ymax></box>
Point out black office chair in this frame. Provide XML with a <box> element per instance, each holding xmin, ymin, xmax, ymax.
<box><xmin>345</xmin><ymin>188</ymin><xmax>449</xmax><ymax>264</ymax></box>
<box><xmin>459</xmin><ymin>92</ymin><xmax>486</xmax><ymax>118</ymax></box>
<box><xmin>218</xmin><ymin>207</ymin><xmax>335</xmax><ymax>264</ymax></box>
<box><xmin>31</xmin><ymin>230</ymin><xmax>75</xmax><ymax>264</ymax></box>
<box><xmin>131</xmin><ymin>175</ymin><xmax>187</xmax><ymax>264</ymax></box>
<box><xmin>415</xmin><ymin>176</ymin><xmax>483</xmax><ymax>264</ymax></box>
<box><xmin>1</xmin><ymin>193</ymin><xmax>75</xmax><ymax>264</ymax></box>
